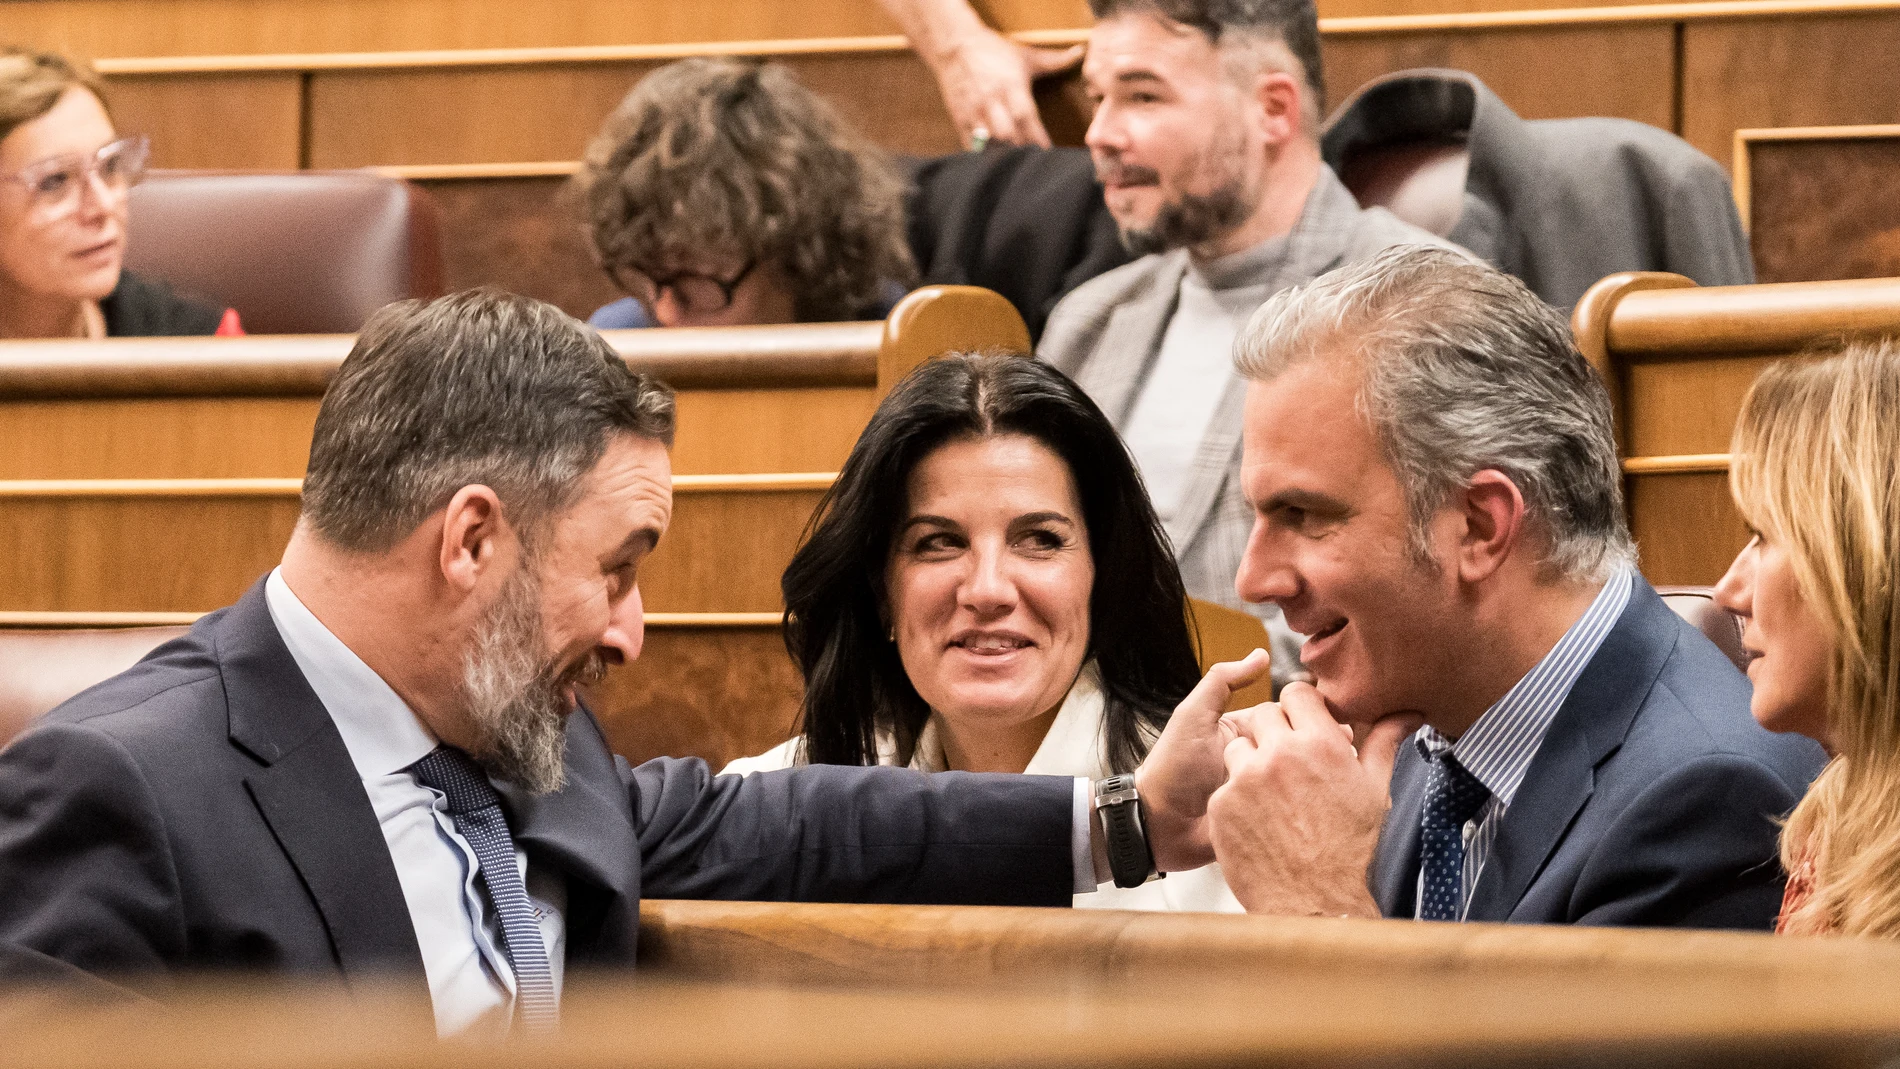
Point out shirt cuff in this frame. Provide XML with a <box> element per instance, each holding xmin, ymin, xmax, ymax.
<box><xmin>1071</xmin><ymin>776</ymin><xmax>1096</xmax><ymax>895</ymax></box>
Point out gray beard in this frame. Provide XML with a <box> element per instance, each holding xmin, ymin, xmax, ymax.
<box><xmin>459</xmin><ymin>564</ymin><xmax>605</xmax><ymax>795</ymax></box>
<box><xmin>1117</xmin><ymin>182</ymin><xmax>1254</xmax><ymax>257</ymax></box>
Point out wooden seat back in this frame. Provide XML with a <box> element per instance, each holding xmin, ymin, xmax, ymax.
<box><xmin>1572</xmin><ymin>272</ymin><xmax>1900</xmax><ymax>585</ymax></box>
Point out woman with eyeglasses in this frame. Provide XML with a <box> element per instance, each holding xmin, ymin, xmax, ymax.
<box><xmin>577</xmin><ymin>57</ymin><xmax>915</xmax><ymax>329</ymax></box>
<box><xmin>0</xmin><ymin>48</ymin><xmax>239</xmax><ymax>339</ymax></box>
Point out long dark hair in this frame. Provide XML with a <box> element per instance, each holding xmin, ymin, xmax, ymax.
<box><xmin>782</xmin><ymin>352</ymin><xmax>1202</xmax><ymax>773</ymax></box>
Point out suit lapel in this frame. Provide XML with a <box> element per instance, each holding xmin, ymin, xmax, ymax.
<box><xmin>497</xmin><ymin>709</ymin><xmax>642</xmax><ymax>967</ymax></box>
<box><xmin>1461</xmin><ymin>580</ymin><xmax>1681</xmax><ymax>921</ymax></box>
<box><xmin>219</xmin><ymin>582</ymin><xmax>426</xmax><ymax>982</ymax></box>
<box><xmin>1070</xmin><ymin>255</ymin><xmax>1185</xmax><ymax>427</ymax></box>
<box><xmin>1371</xmin><ymin>739</ymin><xmax>1427</xmax><ymax>918</ymax></box>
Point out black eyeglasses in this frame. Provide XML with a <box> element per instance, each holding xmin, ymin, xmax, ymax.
<box><xmin>610</xmin><ymin>259</ymin><xmax>757</xmax><ymax>317</ymax></box>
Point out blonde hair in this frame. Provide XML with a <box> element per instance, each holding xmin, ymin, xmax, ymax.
<box><xmin>1729</xmin><ymin>339</ymin><xmax>1900</xmax><ymax>937</ymax></box>
<box><xmin>0</xmin><ymin>48</ymin><xmax>107</xmax><ymax>147</ymax></box>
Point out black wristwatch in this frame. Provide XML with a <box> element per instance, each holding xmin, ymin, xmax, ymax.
<box><xmin>1093</xmin><ymin>774</ymin><xmax>1158</xmax><ymax>889</ymax></box>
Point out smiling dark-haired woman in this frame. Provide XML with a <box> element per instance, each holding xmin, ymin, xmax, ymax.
<box><xmin>723</xmin><ymin>352</ymin><xmax>1243</xmax><ymax>911</ymax></box>
<box><xmin>0</xmin><ymin>48</ymin><xmax>239</xmax><ymax>338</ymax></box>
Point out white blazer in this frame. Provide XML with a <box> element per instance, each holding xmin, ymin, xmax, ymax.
<box><xmin>720</xmin><ymin>664</ymin><xmax>1243</xmax><ymax>913</ymax></box>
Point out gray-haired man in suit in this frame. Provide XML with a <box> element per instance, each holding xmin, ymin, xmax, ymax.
<box><xmin>1038</xmin><ymin>0</ymin><xmax>1456</xmax><ymax>684</ymax></box>
<box><xmin>1207</xmin><ymin>248</ymin><xmax>1824</xmax><ymax>926</ymax></box>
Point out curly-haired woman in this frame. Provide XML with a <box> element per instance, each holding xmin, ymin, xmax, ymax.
<box><xmin>578</xmin><ymin>57</ymin><xmax>915</xmax><ymax>329</ymax></box>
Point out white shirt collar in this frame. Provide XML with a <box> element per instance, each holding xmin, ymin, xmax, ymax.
<box><xmin>905</xmin><ymin>662</ymin><xmax>1111</xmax><ymax>778</ymax></box>
<box><xmin>264</xmin><ymin>567</ymin><xmax>440</xmax><ymax>778</ymax></box>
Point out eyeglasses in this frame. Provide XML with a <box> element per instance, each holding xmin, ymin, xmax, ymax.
<box><xmin>0</xmin><ymin>135</ymin><xmax>150</xmax><ymax>223</ymax></box>
<box><xmin>610</xmin><ymin>259</ymin><xmax>757</xmax><ymax>318</ymax></box>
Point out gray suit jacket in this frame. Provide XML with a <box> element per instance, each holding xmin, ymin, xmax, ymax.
<box><xmin>1321</xmin><ymin>69</ymin><xmax>1753</xmax><ymax>311</ymax></box>
<box><xmin>1038</xmin><ymin>169</ymin><xmax>1454</xmax><ymax>678</ymax></box>
<box><xmin>1370</xmin><ymin>579</ymin><xmax>1826</xmax><ymax>927</ymax></box>
<box><xmin>0</xmin><ymin>581</ymin><xmax>1076</xmax><ymax>1007</ymax></box>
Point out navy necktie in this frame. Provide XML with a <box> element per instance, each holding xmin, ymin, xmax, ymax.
<box><xmin>409</xmin><ymin>746</ymin><xmax>559</xmax><ymax>1030</ymax></box>
<box><xmin>1417</xmin><ymin>751</ymin><xmax>1490</xmax><ymax>922</ymax></box>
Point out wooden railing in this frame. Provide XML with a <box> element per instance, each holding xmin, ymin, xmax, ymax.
<box><xmin>9</xmin><ymin>900</ymin><xmax>1900</xmax><ymax>1067</ymax></box>
<box><xmin>1572</xmin><ymin>272</ymin><xmax>1900</xmax><ymax>584</ymax></box>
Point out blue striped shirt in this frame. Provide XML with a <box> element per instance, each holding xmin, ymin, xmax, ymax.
<box><xmin>1414</xmin><ymin>565</ymin><xmax>1634</xmax><ymax>920</ymax></box>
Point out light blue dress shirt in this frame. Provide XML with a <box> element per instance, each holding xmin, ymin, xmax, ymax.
<box><xmin>1413</xmin><ymin>565</ymin><xmax>1635</xmax><ymax>920</ymax></box>
<box><xmin>264</xmin><ymin>569</ymin><xmax>565</xmax><ymax>1037</ymax></box>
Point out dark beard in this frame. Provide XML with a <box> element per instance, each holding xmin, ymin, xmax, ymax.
<box><xmin>1117</xmin><ymin>183</ymin><xmax>1253</xmax><ymax>257</ymax></box>
<box><xmin>459</xmin><ymin>564</ymin><xmax>607</xmax><ymax>794</ymax></box>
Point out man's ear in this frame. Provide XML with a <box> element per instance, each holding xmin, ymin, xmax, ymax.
<box><xmin>1457</xmin><ymin>469</ymin><xmax>1528</xmax><ymax>585</ymax></box>
<box><xmin>438</xmin><ymin>485</ymin><xmax>510</xmax><ymax>593</ymax></box>
<box><xmin>1254</xmin><ymin>70</ymin><xmax>1304</xmax><ymax>146</ymax></box>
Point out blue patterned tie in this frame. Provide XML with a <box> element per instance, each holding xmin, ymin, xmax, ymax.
<box><xmin>410</xmin><ymin>746</ymin><xmax>559</xmax><ymax>1030</ymax></box>
<box><xmin>1417</xmin><ymin>751</ymin><xmax>1490</xmax><ymax>922</ymax></box>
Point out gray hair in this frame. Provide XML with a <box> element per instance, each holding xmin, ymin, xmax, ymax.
<box><xmin>1086</xmin><ymin>0</ymin><xmax>1326</xmax><ymax>124</ymax></box>
<box><xmin>1233</xmin><ymin>246</ymin><xmax>1635</xmax><ymax>582</ymax></box>
<box><xmin>301</xmin><ymin>289</ymin><xmax>676</xmax><ymax>553</ymax></box>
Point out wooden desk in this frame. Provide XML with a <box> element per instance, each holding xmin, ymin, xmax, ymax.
<box><xmin>8</xmin><ymin>901</ymin><xmax>1900</xmax><ymax>1068</ymax></box>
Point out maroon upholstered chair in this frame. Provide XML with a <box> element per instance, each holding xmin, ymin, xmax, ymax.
<box><xmin>1657</xmin><ymin>586</ymin><xmax>1749</xmax><ymax>673</ymax></box>
<box><xmin>125</xmin><ymin>171</ymin><xmax>445</xmax><ymax>334</ymax></box>
<box><xmin>0</xmin><ymin>627</ymin><xmax>188</xmax><ymax>752</ymax></box>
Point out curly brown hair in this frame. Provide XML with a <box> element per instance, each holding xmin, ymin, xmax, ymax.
<box><xmin>579</xmin><ymin>57</ymin><xmax>915</xmax><ymax>323</ymax></box>
<box><xmin>0</xmin><ymin>48</ymin><xmax>109</xmax><ymax>146</ymax></box>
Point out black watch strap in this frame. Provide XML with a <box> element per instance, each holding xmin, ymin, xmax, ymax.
<box><xmin>1093</xmin><ymin>773</ymin><xmax>1157</xmax><ymax>889</ymax></box>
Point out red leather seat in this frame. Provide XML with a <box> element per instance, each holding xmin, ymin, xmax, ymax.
<box><xmin>1656</xmin><ymin>586</ymin><xmax>1749</xmax><ymax>673</ymax></box>
<box><xmin>125</xmin><ymin>171</ymin><xmax>445</xmax><ymax>334</ymax></box>
<box><xmin>0</xmin><ymin>627</ymin><xmax>188</xmax><ymax>751</ymax></box>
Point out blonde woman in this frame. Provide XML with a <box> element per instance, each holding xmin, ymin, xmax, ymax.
<box><xmin>0</xmin><ymin>48</ymin><xmax>239</xmax><ymax>337</ymax></box>
<box><xmin>1715</xmin><ymin>339</ymin><xmax>1900</xmax><ymax>936</ymax></box>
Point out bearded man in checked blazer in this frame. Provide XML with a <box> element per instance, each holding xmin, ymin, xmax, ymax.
<box><xmin>1038</xmin><ymin>0</ymin><xmax>1455</xmax><ymax>685</ymax></box>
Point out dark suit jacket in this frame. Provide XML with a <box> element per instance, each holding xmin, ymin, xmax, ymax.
<box><xmin>1370</xmin><ymin>578</ymin><xmax>1827</xmax><ymax>928</ymax></box>
<box><xmin>0</xmin><ymin>582</ymin><xmax>1075</xmax><ymax>999</ymax></box>
<box><xmin>906</xmin><ymin>146</ymin><xmax>1130</xmax><ymax>342</ymax></box>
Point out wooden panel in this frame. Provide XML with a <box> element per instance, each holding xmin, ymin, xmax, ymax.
<box><xmin>1630</xmin><ymin>470</ymin><xmax>1749</xmax><ymax>586</ymax></box>
<box><xmin>0</xmin><ymin>397</ymin><xmax>318</xmax><ymax>479</ymax></box>
<box><xmin>0</xmin><ymin>494</ymin><xmax>301</xmax><ymax>613</ymax></box>
<box><xmin>12</xmin><ymin>904</ymin><xmax>1900</xmax><ymax>1069</ymax></box>
<box><xmin>640</xmin><ymin>486</ymin><xmax>827</xmax><ymax>613</ymax></box>
<box><xmin>309</xmin><ymin>63</ymin><xmax>648</xmax><ymax>169</ymax></box>
<box><xmin>0</xmin><ymin>389</ymin><xmax>872</xmax><ymax>479</ymax></box>
<box><xmin>101</xmin><ymin>73</ymin><xmax>303</xmax><ymax>170</ymax></box>
<box><xmin>1745</xmin><ymin>133</ymin><xmax>1900</xmax><ymax>283</ymax></box>
<box><xmin>415</xmin><ymin>173</ymin><xmax>621</xmax><ymax>321</ymax></box>
<box><xmin>671</xmin><ymin>389</ymin><xmax>878</xmax><ymax>475</ymax></box>
<box><xmin>1323</xmin><ymin>23</ymin><xmax>1676</xmax><ymax>128</ymax></box>
<box><xmin>0</xmin><ymin>0</ymin><xmax>1088</xmax><ymax>58</ymax></box>
<box><xmin>1622</xmin><ymin>353</ymin><xmax>1772</xmax><ymax>456</ymax></box>
<box><xmin>307</xmin><ymin>53</ymin><xmax>961</xmax><ymax>168</ymax></box>
<box><xmin>585</xmin><ymin>623</ymin><xmax>802</xmax><ymax>767</ymax></box>
<box><xmin>0</xmin><ymin>480</ymin><xmax>827</xmax><ymax>614</ymax></box>
<box><xmin>1682</xmin><ymin>11</ymin><xmax>1900</xmax><ymax>166</ymax></box>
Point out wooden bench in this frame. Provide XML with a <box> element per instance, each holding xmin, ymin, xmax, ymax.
<box><xmin>1572</xmin><ymin>272</ymin><xmax>1900</xmax><ymax>585</ymax></box>
<box><xmin>0</xmin><ymin>285</ymin><xmax>1027</xmax><ymax>481</ymax></box>
<box><xmin>1736</xmin><ymin>123</ymin><xmax>1900</xmax><ymax>285</ymax></box>
<box><xmin>8</xmin><ymin>900</ymin><xmax>1900</xmax><ymax>1067</ymax></box>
